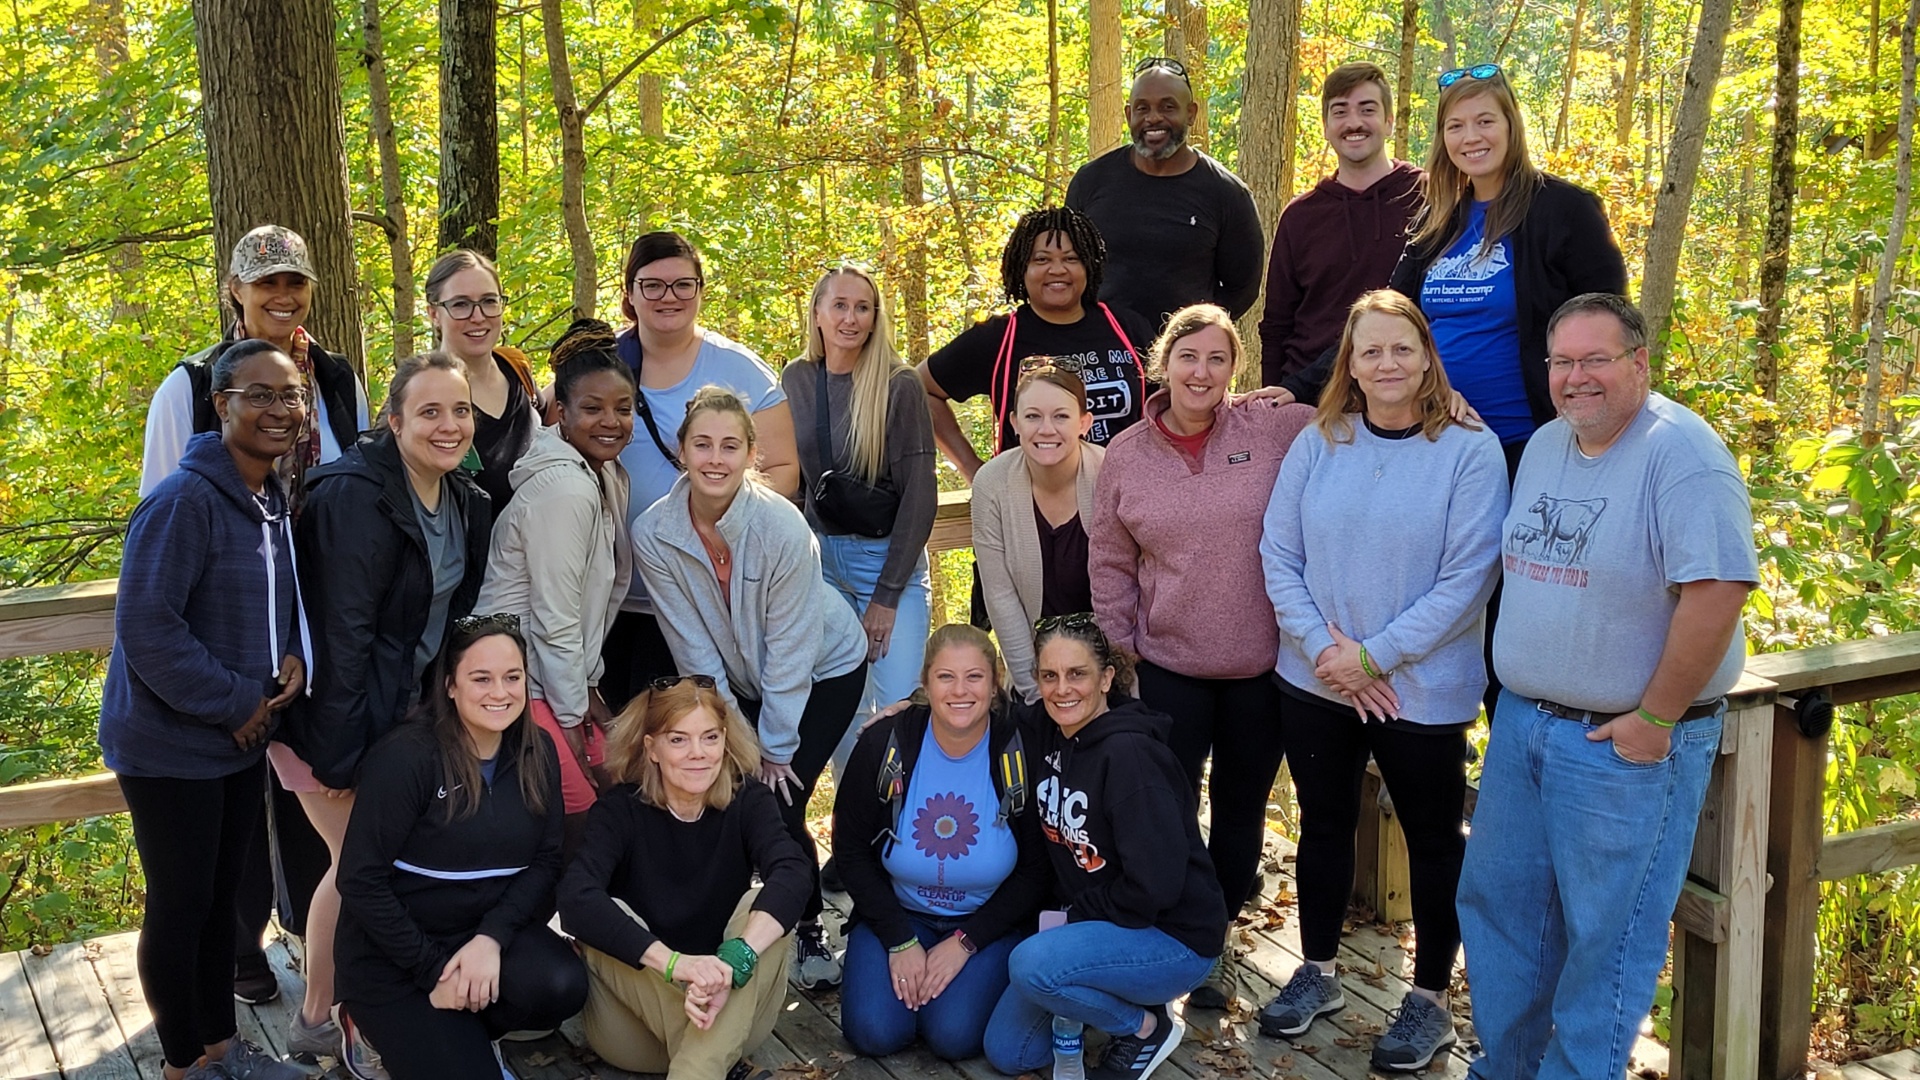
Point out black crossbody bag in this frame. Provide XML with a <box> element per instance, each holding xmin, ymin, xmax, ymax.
<box><xmin>809</xmin><ymin>362</ymin><xmax>899</xmax><ymax>538</ymax></box>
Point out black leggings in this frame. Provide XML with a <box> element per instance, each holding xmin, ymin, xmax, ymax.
<box><xmin>598</xmin><ymin>610</ymin><xmax>679</xmax><ymax>712</ymax></box>
<box><xmin>119</xmin><ymin>760</ymin><xmax>266</xmax><ymax>1068</ymax></box>
<box><xmin>740</xmin><ymin>661</ymin><xmax>869</xmax><ymax>923</ymax></box>
<box><xmin>343</xmin><ymin>925</ymin><xmax>587</xmax><ymax>1080</ymax></box>
<box><xmin>1135</xmin><ymin>660</ymin><xmax>1287</xmax><ymax>917</ymax></box>
<box><xmin>1284</xmin><ymin>690</ymin><xmax>1468</xmax><ymax>992</ymax></box>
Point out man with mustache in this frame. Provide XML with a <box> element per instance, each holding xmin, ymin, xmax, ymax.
<box><xmin>1258</xmin><ymin>62</ymin><xmax>1424</xmax><ymax>403</ymax></box>
<box><xmin>1066</xmin><ymin>58</ymin><xmax>1265</xmax><ymax>327</ymax></box>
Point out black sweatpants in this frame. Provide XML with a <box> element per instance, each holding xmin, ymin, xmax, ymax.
<box><xmin>343</xmin><ymin>925</ymin><xmax>587</xmax><ymax>1080</ymax></box>
<box><xmin>1135</xmin><ymin>660</ymin><xmax>1287</xmax><ymax>917</ymax></box>
<box><xmin>1283</xmin><ymin>690</ymin><xmax>1468</xmax><ymax>992</ymax></box>
<box><xmin>598</xmin><ymin>610</ymin><xmax>679</xmax><ymax>713</ymax></box>
<box><xmin>119</xmin><ymin>760</ymin><xmax>266</xmax><ymax>1068</ymax></box>
<box><xmin>739</xmin><ymin>661</ymin><xmax>869</xmax><ymax>923</ymax></box>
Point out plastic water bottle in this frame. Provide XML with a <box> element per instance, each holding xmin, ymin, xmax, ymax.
<box><xmin>1052</xmin><ymin>1014</ymin><xmax>1086</xmax><ymax>1080</ymax></box>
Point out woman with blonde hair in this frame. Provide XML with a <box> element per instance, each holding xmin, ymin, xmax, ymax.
<box><xmin>558</xmin><ymin>677</ymin><xmax>811</xmax><ymax>1079</ymax></box>
<box><xmin>633</xmin><ymin>387</ymin><xmax>869</xmax><ymax>988</ymax></box>
<box><xmin>1256</xmin><ymin>290</ymin><xmax>1506</xmax><ymax>1070</ymax></box>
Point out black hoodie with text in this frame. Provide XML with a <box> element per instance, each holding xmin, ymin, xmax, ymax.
<box><xmin>1020</xmin><ymin>697</ymin><xmax>1227</xmax><ymax>958</ymax></box>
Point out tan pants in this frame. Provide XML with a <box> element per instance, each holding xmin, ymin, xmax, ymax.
<box><xmin>579</xmin><ymin>889</ymin><xmax>794</xmax><ymax>1079</ymax></box>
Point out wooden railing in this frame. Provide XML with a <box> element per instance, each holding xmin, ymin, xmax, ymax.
<box><xmin>5</xmin><ymin>489</ymin><xmax>1919</xmax><ymax>1080</ymax></box>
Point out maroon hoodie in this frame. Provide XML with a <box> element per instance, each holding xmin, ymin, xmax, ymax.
<box><xmin>1258</xmin><ymin>161</ymin><xmax>1424</xmax><ymax>389</ymax></box>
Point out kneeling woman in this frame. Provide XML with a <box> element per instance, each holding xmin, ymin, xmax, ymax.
<box><xmin>983</xmin><ymin>617</ymin><xmax>1227</xmax><ymax>1080</ymax></box>
<box><xmin>833</xmin><ymin>625</ymin><xmax>1048</xmax><ymax>1060</ymax></box>
<box><xmin>559</xmin><ymin>678</ymin><xmax>812</xmax><ymax>1077</ymax></box>
<box><xmin>333</xmin><ymin>616</ymin><xmax>586</xmax><ymax>1080</ymax></box>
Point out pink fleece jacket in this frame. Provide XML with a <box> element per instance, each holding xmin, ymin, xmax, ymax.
<box><xmin>1091</xmin><ymin>393</ymin><xmax>1315</xmax><ymax>679</ymax></box>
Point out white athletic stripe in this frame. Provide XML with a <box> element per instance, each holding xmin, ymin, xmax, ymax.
<box><xmin>392</xmin><ymin>859</ymin><xmax>526</xmax><ymax>881</ymax></box>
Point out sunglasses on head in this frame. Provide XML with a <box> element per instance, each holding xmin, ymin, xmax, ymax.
<box><xmin>649</xmin><ymin>674</ymin><xmax>719</xmax><ymax>693</ymax></box>
<box><xmin>1438</xmin><ymin>63</ymin><xmax>1503</xmax><ymax>89</ymax></box>
<box><xmin>453</xmin><ymin>612</ymin><xmax>521</xmax><ymax>635</ymax></box>
<box><xmin>1132</xmin><ymin>56</ymin><xmax>1192</xmax><ymax>86</ymax></box>
<box><xmin>1020</xmin><ymin>353</ymin><xmax>1087</xmax><ymax>376</ymax></box>
<box><xmin>1033</xmin><ymin>612</ymin><xmax>1102</xmax><ymax>634</ymax></box>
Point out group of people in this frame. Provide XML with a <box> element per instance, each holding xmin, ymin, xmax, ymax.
<box><xmin>99</xmin><ymin>54</ymin><xmax>1756</xmax><ymax>1080</ymax></box>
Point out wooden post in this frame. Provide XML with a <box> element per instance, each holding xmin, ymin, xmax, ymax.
<box><xmin>1758</xmin><ymin>700</ymin><xmax>1825</xmax><ymax>1078</ymax></box>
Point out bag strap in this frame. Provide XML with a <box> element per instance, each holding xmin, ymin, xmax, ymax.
<box><xmin>623</xmin><ymin>335</ymin><xmax>683</xmax><ymax>471</ymax></box>
<box><xmin>995</xmin><ymin>726</ymin><xmax>1027</xmax><ymax>823</ymax></box>
<box><xmin>813</xmin><ymin>360</ymin><xmax>836</xmax><ymax>470</ymax></box>
<box><xmin>877</xmin><ymin>726</ymin><xmax>907</xmax><ymax>856</ymax></box>
<box><xmin>990</xmin><ymin>311</ymin><xmax>1020</xmax><ymax>454</ymax></box>
<box><xmin>1096</xmin><ymin>302</ymin><xmax>1148</xmax><ymax>414</ymax></box>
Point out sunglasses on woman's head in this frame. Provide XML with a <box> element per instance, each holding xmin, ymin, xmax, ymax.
<box><xmin>1020</xmin><ymin>353</ymin><xmax>1087</xmax><ymax>376</ymax></box>
<box><xmin>650</xmin><ymin>674</ymin><xmax>719</xmax><ymax>693</ymax></box>
<box><xmin>1437</xmin><ymin>63</ymin><xmax>1502</xmax><ymax>89</ymax></box>
<box><xmin>1034</xmin><ymin>612</ymin><xmax>1102</xmax><ymax>634</ymax></box>
<box><xmin>453</xmin><ymin>612</ymin><xmax>521</xmax><ymax>635</ymax></box>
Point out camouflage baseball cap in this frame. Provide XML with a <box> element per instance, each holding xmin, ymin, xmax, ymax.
<box><xmin>229</xmin><ymin>225</ymin><xmax>317</xmax><ymax>283</ymax></box>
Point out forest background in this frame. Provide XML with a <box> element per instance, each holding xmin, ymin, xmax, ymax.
<box><xmin>0</xmin><ymin>0</ymin><xmax>1915</xmax><ymax>1060</ymax></box>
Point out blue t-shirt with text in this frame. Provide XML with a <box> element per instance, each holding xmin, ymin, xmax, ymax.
<box><xmin>1422</xmin><ymin>202</ymin><xmax>1532</xmax><ymax>444</ymax></box>
<box><xmin>880</xmin><ymin>725</ymin><xmax>1019</xmax><ymax>918</ymax></box>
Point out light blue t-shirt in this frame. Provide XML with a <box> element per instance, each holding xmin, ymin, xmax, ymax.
<box><xmin>881</xmin><ymin>725</ymin><xmax>1020</xmax><ymax>918</ymax></box>
<box><xmin>616</xmin><ymin>326</ymin><xmax>786</xmax><ymax>609</ymax></box>
<box><xmin>1422</xmin><ymin>202</ymin><xmax>1531</xmax><ymax>444</ymax></box>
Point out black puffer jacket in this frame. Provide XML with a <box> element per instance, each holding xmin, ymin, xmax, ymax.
<box><xmin>285</xmin><ymin>432</ymin><xmax>492</xmax><ymax>789</ymax></box>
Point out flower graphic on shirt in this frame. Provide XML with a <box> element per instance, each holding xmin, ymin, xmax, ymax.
<box><xmin>912</xmin><ymin>792</ymin><xmax>979</xmax><ymax>861</ymax></box>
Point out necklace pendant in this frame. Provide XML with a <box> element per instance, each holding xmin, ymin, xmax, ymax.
<box><xmin>1373</xmin><ymin>465</ymin><xmax>1383</xmax><ymax>481</ymax></box>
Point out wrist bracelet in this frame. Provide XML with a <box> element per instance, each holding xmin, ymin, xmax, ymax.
<box><xmin>665</xmin><ymin>951</ymin><xmax>680</xmax><ymax>981</ymax></box>
<box><xmin>715</xmin><ymin>936</ymin><xmax>759</xmax><ymax>989</ymax></box>
<box><xmin>952</xmin><ymin>929</ymin><xmax>978</xmax><ymax>956</ymax></box>
<box><xmin>1637</xmin><ymin>707</ymin><xmax>1676</xmax><ymax>729</ymax></box>
<box><xmin>888</xmin><ymin>938</ymin><xmax>920</xmax><ymax>954</ymax></box>
<box><xmin>1359</xmin><ymin>646</ymin><xmax>1380</xmax><ymax>680</ymax></box>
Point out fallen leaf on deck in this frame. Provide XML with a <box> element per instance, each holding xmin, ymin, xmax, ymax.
<box><xmin>1334</xmin><ymin>1036</ymin><xmax>1365</xmax><ymax>1048</ymax></box>
<box><xmin>1270</xmin><ymin>1053</ymin><xmax>1295</xmax><ymax>1070</ymax></box>
<box><xmin>523</xmin><ymin>1051</ymin><xmax>556</xmax><ymax>1067</ymax></box>
<box><xmin>1290</xmin><ymin>1042</ymin><xmax>1319</xmax><ymax>1054</ymax></box>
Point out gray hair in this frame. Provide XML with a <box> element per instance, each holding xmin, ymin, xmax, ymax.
<box><xmin>1547</xmin><ymin>293</ymin><xmax>1648</xmax><ymax>352</ymax></box>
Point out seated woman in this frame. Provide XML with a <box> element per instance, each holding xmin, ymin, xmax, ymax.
<box><xmin>971</xmin><ymin>365</ymin><xmax>1105</xmax><ymax>702</ymax></box>
<box><xmin>633</xmin><ymin>386</ymin><xmax>869</xmax><ymax>989</ymax></box>
<box><xmin>983</xmin><ymin>616</ymin><xmax>1228</xmax><ymax>1080</ymax></box>
<box><xmin>833</xmin><ymin>625</ymin><xmax>1048</xmax><ymax>1060</ymax></box>
<box><xmin>1257</xmin><ymin>291</ymin><xmax>1506</xmax><ymax>1071</ymax></box>
<box><xmin>333</xmin><ymin>616</ymin><xmax>586</xmax><ymax>1080</ymax></box>
<box><xmin>558</xmin><ymin>677</ymin><xmax>812</xmax><ymax>1079</ymax></box>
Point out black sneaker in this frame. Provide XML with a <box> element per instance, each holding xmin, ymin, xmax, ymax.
<box><xmin>1186</xmin><ymin>953</ymin><xmax>1235</xmax><ymax>1010</ymax></box>
<box><xmin>233</xmin><ymin>952</ymin><xmax>280</xmax><ymax>1006</ymax></box>
<box><xmin>790</xmin><ymin>921</ymin><xmax>842</xmax><ymax>989</ymax></box>
<box><xmin>1089</xmin><ymin>1003</ymin><xmax>1183</xmax><ymax>1080</ymax></box>
<box><xmin>725</xmin><ymin>1061</ymin><xmax>771</xmax><ymax>1080</ymax></box>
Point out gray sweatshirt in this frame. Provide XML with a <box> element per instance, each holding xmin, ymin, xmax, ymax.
<box><xmin>1260</xmin><ymin>418</ymin><xmax>1508</xmax><ymax>725</ymax></box>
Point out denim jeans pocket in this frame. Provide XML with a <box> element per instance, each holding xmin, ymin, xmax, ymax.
<box><xmin>1608</xmin><ymin>736</ymin><xmax>1676</xmax><ymax>768</ymax></box>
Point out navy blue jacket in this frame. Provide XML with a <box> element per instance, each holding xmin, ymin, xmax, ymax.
<box><xmin>100</xmin><ymin>432</ymin><xmax>306</xmax><ymax>779</ymax></box>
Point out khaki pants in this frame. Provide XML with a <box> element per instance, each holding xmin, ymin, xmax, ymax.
<box><xmin>579</xmin><ymin>889</ymin><xmax>794</xmax><ymax>1079</ymax></box>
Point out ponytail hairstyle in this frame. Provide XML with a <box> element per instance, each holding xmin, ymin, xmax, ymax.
<box><xmin>803</xmin><ymin>264</ymin><xmax>905</xmax><ymax>484</ymax></box>
<box><xmin>1031</xmin><ymin>613</ymin><xmax>1136</xmax><ymax>707</ymax></box>
<box><xmin>913</xmin><ymin>623</ymin><xmax>1010</xmax><ymax>708</ymax></box>
<box><xmin>1409</xmin><ymin>68</ymin><xmax>1542</xmax><ymax>258</ymax></box>
<box><xmin>549</xmin><ymin>318</ymin><xmax>636</xmax><ymax>404</ymax></box>
<box><xmin>422</xmin><ymin>617</ymin><xmax>551</xmax><ymax>822</ymax></box>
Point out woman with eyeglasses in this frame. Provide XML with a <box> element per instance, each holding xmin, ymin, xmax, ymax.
<box><xmin>333</xmin><ymin>617</ymin><xmax>586</xmax><ymax>1080</ymax></box>
<box><xmin>476</xmin><ymin>319</ymin><xmax>638</xmax><ymax>853</ymax></box>
<box><xmin>1089</xmin><ymin>304</ymin><xmax>1314</xmax><ymax>1009</ymax></box>
<box><xmin>423</xmin><ymin>249</ymin><xmax>543</xmax><ymax>510</ymax></box>
<box><xmin>971</xmin><ymin>364</ymin><xmax>1106</xmax><ymax>702</ymax></box>
<box><xmin>601</xmin><ymin>230</ymin><xmax>801</xmax><ymax>711</ymax></box>
<box><xmin>102</xmin><ymin>340</ymin><xmax>313</xmax><ymax>1080</ymax></box>
<box><xmin>1255</xmin><ymin>292</ymin><xmax>1506</xmax><ymax>1070</ymax></box>
<box><xmin>633</xmin><ymin>387</ymin><xmax>869</xmax><ymax>990</ymax></box>
<box><xmin>559</xmin><ymin>676</ymin><xmax>811</xmax><ymax>1080</ymax></box>
<box><xmin>919</xmin><ymin>207</ymin><xmax>1153</xmax><ymax>482</ymax></box>
<box><xmin>278</xmin><ymin>352</ymin><xmax>493</xmax><ymax>1074</ymax></box>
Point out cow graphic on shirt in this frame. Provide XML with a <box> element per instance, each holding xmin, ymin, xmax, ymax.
<box><xmin>1504</xmin><ymin>493</ymin><xmax>1608</xmax><ymax>589</ymax></box>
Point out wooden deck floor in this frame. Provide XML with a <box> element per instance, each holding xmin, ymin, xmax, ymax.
<box><xmin>0</xmin><ymin>839</ymin><xmax>1692</xmax><ymax>1080</ymax></box>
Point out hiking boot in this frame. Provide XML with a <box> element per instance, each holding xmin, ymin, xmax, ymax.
<box><xmin>1257</xmin><ymin>962</ymin><xmax>1345</xmax><ymax>1038</ymax></box>
<box><xmin>336</xmin><ymin>1006</ymin><xmax>391</xmax><ymax>1080</ymax></box>
<box><xmin>1370</xmin><ymin>992</ymin><xmax>1458</xmax><ymax>1071</ymax></box>
<box><xmin>217</xmin><ymin>1038</ymin><xmax>307</xmax><ymax>1080</ymax></box>
<box><xmin>233</xmin><ymin>952</ymin><xmax>280</xmax><ymax>1005</ymax></box>
<box><xmin>791</xmin><ymin>921</ymin><xmax>842</xmax><ymax>989</ymax></box>
<box><xmin>179</xmin><ymin>1061</ymin><xmax>232</xmax><ymax>1080</ymax></box>
<box><xmin>285</xmin><ymin>1012</ymin><xmax>338</xmax><ymax>1060</ymax></box>
<box><xmin>1186</xmin><ymin>952</ymin><xmax>1236</xmax><ymax>1010</ymax></box>
<box><xmin>1089</xmin><ymin>1003</ymin><xmax>1183</xmax><ymax>1080</ymax></box>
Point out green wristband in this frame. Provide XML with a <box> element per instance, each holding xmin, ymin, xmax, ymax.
<box><xmin>888</xmin><ymin>938</ymin><xmax>920</xmax><ymax>954</ymax></box>
<box><xmin>1359</xmin><ymin>646</ymin><xmax>1380</xmax><ymax>680</ymax></box>
<box><xmin>715</xmin><ymin>936</ymin><xmax>759</xmax><ymax>989</ymax></box>
<box><xmin>665</xmin><ymin>951</ymin><xmax>680</xmax><ymax>981</ymax></box>
<box><xmin>1637</xmin><ymin>707</ymin><xmax>1676</xmax><ymax>729</ymax></box>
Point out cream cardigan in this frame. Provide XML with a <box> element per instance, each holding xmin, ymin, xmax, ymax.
<box><xmin>970</xmin><ymin>442</ymin><xmax>1105</xmax><ymax>700</ymax></box>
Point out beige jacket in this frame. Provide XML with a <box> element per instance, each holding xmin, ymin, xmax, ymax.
<box><xmin>970</xmin><ymin>442</ymin><xmax>1105</xmax><ymax>700</ymax></box>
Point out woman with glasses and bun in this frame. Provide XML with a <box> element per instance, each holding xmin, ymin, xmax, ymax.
<box><xmin>477</xmin><ymin>319</ymin><xmax>637</xmax><ymax>852</ymax></box>
<box><xmin>559</xmin><ymin>676</ymin><xmax>811</xmax><ymax>1080</ymax></box>
<box><xmin>422</xmin><ymin>249</ymin><xmax>543</xmax><ymax>510</ymax></box>
<box><xmin>602</xmin><ymin>231</ymin><xmax>801</xmax><ymax>710</ymax></box>
<box><xmin>334</xmin><ymin>616</ymin><xmax>585</xmax><ymax>1080</ymax></box>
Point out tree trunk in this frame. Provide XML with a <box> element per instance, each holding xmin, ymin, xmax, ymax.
<box><xmin>1239</xmin><ymin>0</ymin><xmax>1298</xmax><ymax>383</ymax></box>
<box><xmin>1431</xmin><ymin>0</ymin><xmax>1459</xmax><ymax>71</ymax></box>
<box><xmin>1045</xmin><ymin>0</ymin><xmax>1062</xmax><ymax>197</ymax></box>
<box><xmin>1735</xmin><ymin>108</ymin><xmax>1757</xmax><ymax>295</ymax></box>
<box><xmin>635</xmin><ymin>0</ymin><xmax>665</xmax><ymax>137</ymax></box>
<box><xmin>438</xmin><ymin>0</ymin><xmax>497</xmax><ymax>258</ymax></box>
<box><xmin>1863</xmin><ymin>0</ymin><xmax>1918</xmax><ymax>439</ymax></box>
<box><xmin>364</xmin><ymin>0</ymin><xmax>414</xmax><ymax>360</ymax></box>
<box><xmin>1165</xmin><ymin>0</ymin><xmax>1208</xmax><ymax>149</ymax></box>
<box><xmin>897</xmin><ymin>0</ymin><xmax>929</xmax><ymax>361</ymax></box>
<box><xmin>1617</xmin><ymin>0</ymin><xmax>1646</xmax><ymax>144</ymax></box>
<box><xmin>1088</xmin><ymin>0</ymin><xmax>1123</xmax><ymax>157</ymax></box>
<box><xmin>540</xmin><ymin>0</ymin><xmax>595</xmax><ymax>320</ymax></box>
<box><xmin>91</xmin><ymin>0</ymin><xmax>145</xmax><ymax>324</ymax></box>
<box><xmin>1553</xmin><ymin>0</ymin><xmax>1589</xmax><ymax>151</ymax></box>
<box><xmin>192</xmin><ymin>0</ymin><xmax>364</xmax><ymax>372</ymax></box>
<box><xmin>1396</xmin><ymin>0</ymin><xmax>1418</xmax><ymax>162</ymax></box>
<box><xmin>1754</xmin><ymin>0</ymin><xmax>1802</xmax><ymax>452</ymax></box>
<box><xmin>1638</xmin><ymin>0</ymin><xmax>1736</xmax><ymax>376</ymax></box>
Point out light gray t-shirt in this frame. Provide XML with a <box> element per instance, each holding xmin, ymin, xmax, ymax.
<box><xmin>410</xmin><ymin>478</ymin><xmax>466</xmax><ymax>687</ymax></box>
<box><xmin>1493</xmin><ymin>393</ymin><xmax>1757</xmax><ymax>713</ymax></box>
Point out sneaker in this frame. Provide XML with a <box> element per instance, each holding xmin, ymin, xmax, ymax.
<box><xmin>217</xmin><ymin>1038</ymin><xmax>307</xmax><ymax>1080</ymax></box>
<box><xmin>286</xmin><ymin>1012</ymin><xmax>339</xmax><ymax>1060</ymax></box>
<box><xmin>493</xmin><ymin>1040</ymin><xmax>515</xmax><ymax>1080</ymax></box>
<box><xmin>234</xmin><ymin>952</ymin><xmax>281</xmax><ymax>1005</ymax></box>
<box><xmin>1257</xmin><ymin>963</ymin><xmax>1346</xmax><ymax>1038</ymax></box>
<box><xmin>791</xmin><ymin>921</ymin><xmax>842</xmax><ymax>990</ymax></box>
<box><xmin>336</xmin><ymin>1006</ymin><xmax>391</xmax><ymax>1080</ymax></box>
<box><xmin>180</xmin><ymin>1061</ymin><xmax>232</xmax><ymax>1080</ymax></box>
<box><xmin>818</xmin><ymin>855</ymin><xmax>845</xmax><ymax>893</ymax></box>
<box><xmin>1089</xmin><ymin>1002</ymin><xmax>1183</xmax><ymax>1080</ymax></box>
<box><xmin>1370</xmin><ymin>992</ymin><xmax>1458</xmax><ymax>1071</ymax></box>
<box><xmin>725</xmin><ymin>1061</ymin><xmax>772</xmax><ymax>1080</ymax></box>
<box><xmin>1186</xmin><ymin>952</ymin><xmax>1235</xmax><ymax>1010</ymax></box>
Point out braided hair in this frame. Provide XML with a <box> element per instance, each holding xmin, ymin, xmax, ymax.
<box><xmin>998</xmin><ymin>207</ymin><xmax>1106</xmax><ymax>306</ymax></box>
<box><xmin>549</xmin><ymin>318</ymin><xmax>636</xmax><ymax>405</ymax></box>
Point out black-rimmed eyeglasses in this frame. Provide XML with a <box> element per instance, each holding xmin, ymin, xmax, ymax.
<box><xmin>633</xmin><ymin>277</ymin><xmax>703</xmax><ymax>302</ymax></box>
<box><xmin>220</xmin><ymin>385</ymin><xmax>311</xmax><ymax>410</ymax></box>
<box><xmin>434</xmin><ymin>296</ymin><xmax>507</xmax><ymax>321</ymax></box>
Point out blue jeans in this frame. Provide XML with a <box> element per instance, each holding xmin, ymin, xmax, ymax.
<box><xmin>819</xmin><ymin>533</ymin><xmax>931</xmax><ymax>771</ymax></box>
<box><xmin>1457</xmin><ymin>689</ymin><xmax>1723</xmax><ymax>1080</ymax></box>
<box><xmin>841</xmin><ymin>916</ymin><xmax>1019</xmax><ymax>1060</ymax></box>
<box><xmin>982</xmin><ymin>922</ymin><xmax>1213</xmax><ymax>1074</ymax></box>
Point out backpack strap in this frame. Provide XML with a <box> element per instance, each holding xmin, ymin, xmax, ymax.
<box><xmin>1096</xmin><ymin>302</ymin><xmax>1148</xmax><ymax>414</ymax></box>
<box><xmin>875</xmin><ymin>726</ymin><xmax>907</xmax><ymax>857</ymax></box>
<box><xmin>989</xmin><ymin>311</ymin><xmax>1019</xmax><ymax>454</ymax></box>
<box><xmin>994</xmin><ymin>725</ymin><xmax>1027</xmax><ymax>824</ymax></box>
